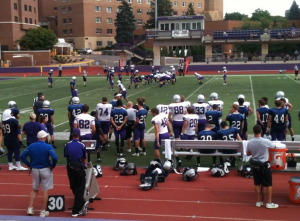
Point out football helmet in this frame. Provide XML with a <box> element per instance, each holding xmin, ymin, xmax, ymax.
<box><xmin>93</xmin><ymin>165</ymin><xmax>103</xmax><ymax>178</ymax></box>
<box><xmin>182</xmin><ymin>167</ymin><xmax>199</xmax><ymax>181</ymax></box>
<box><xmin>150</xmin><ymin>74</ymin><xmax>153</xmax><ymax>76</ymax></box>
<box><xmin>210</xmin><ymin>92</ymin><xmax>218</xmax><ymax>100</ymax></box>
<box><xmin>111</xmin><ymin>67</ymin><xmax>115</xmax><ymax>70</ymax></box>
<box><xmin>117</xmin><ymin>80</ymin><xmax>121</xmax><ymax>84</ymax></box>
<box><xmin>197</xmin><ymin>94</ymin><xmax>205</xmax><ymax>103</ymax></box>
<box><xmin>194</xmin><ymin>72</ymin><xmax>198</xmax><ymax>76</ymax></box>
<box><xmin>211</xmin><ymin>167</ymin><xmax>225</xmax><ymax>177</ymax></box>
<box><xmin>141</xmin><ymin>75</ymin><xmax>144</xmax><ymax>78</ymax></box>
<box><xmin>72</xmin><ymin>97</ymin><xmax>80</xmax><ymax>104</ymax></box>
<box><xmin>42</xmin><ymin>100</ymin><xmax>50</xmax><ymax>108</ymax></box>
<box><xmin>111</xmin><ymin>70</ymin><xmax>115</xmax><ymax>73</ymax></box>
<box><xmin>135</xmin><ymin>70</ymin><xmax>139</xmax><ymax>73</ymax></box>
<box><xmin>223</xmin><ymin>67</ymin><xmax>226</xmax><ymax>70</ymax></box>
<box><xmin>170</xmin><ymin>66</ymin><xmax>174</xmax><ymax>69</ymax></box>
<box><xmin>50</xmin><ymin>69</ymin><xmax>53</xmax><ymax>72</ymax></box>
<box><xmin>238</xmin><ymin>165</ymin><xmax>253</xmax><ymax>178</ymax></box>
<box><xmin>8</xmin><ymin>101</ymin><xmax>17</xmax><ymax>108</ymax></box>
<box><xmin>72</xmin><ymin>76</ymin><xmax>76</xmax><ymax>80</ymax></box>
<box><xmin>218</xmin><ymin>71</ymin><xmax>220</xmax><ymax>73</ymax></box>
<box><xmin>114</xmin><ymin>158</ymin><xmax>127</xmax><ymax>171</ymax></box>
<box><xmin>276</xmin><ymin>91</ymin><xmax>284</xmax><ymax>98</ymax></box>
<box><xmin>163</xmin><ymin>160</ymin><xmax>175</xmax><ymax>172</ymax></box>
<box><xmin>120</xmin><ymin>163</ymin><xmax>137</xmax><ymax>175</ymax></box>
<box><xmin>173</xmin><ymin>94</ymin><xmax>181</xmax><ymax>102</ymax></box>
<box><xmin>237</xmin><ymin>94</ymin><xmax>245</xmax><ymax>100</ymax></box>
<box><xmin>139</xmin><ymin>170</ymin><xmax>158</xmax><ymax>191</ymax></box>
<box><xmin>279</xmin><ymin>70</ymin><xmax>284</xmax><ymax>74</ymax></box>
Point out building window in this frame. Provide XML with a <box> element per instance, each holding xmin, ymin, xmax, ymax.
<box><xmin>137</xmin><ymin>19</ymin><xmax>142</xmax><ymax>25</ymax></box>
<box><xmin>14</xmin><ymin>3</ymin><xmax>18</xmax><ymax>10</ymax></box>
<box><xmin>173</xmin><ymin>1</ymin><xmax>178</xmax><ymax>6</ymax></box>
<box><xmin>106</xmin><ymin>7</ymin><xmax>112</xmax><ymax>12</ymax></box>
<box><xmin>62</xmin><ymin>7</ymin><xmax>66</xmax><ymax>13</ymax></box>
<box><xmin>29</xmin><ymin>18</ymin><xmax>32</xmax><ymax>24</ymax></box>
<box><xmin>34</xmin><ymin>7</ymin><xmax>36</xmax><ymax>13</ymax></box>
<box><xmin>69</xmin><ymin>29</ymin><xmax>73</xmax><ymax>35</ymax></box>
<box><xmin>14</xmin><ymin>16</ymin><xmax>18</xmax><ymax>22</ymax></box>
<box><xmin>96</xmin><ymin>29</ymin><xmax>102</xmax><ymax>34</ymax></box>
<box><xmin>137</xmin><ymin>9</ymin><xmax>142</xmax><ymax>14</ymax></box>
<box><xmin>63</xmin><ymin>29</ymin><xmax>68</xmax><ymax>35</ymax></box>
<box><xmin>29</xmin><ymin>6</ymin><xmax>32</xmax><ymax>12</ymax></box>
<box><xmin>107</xmin><ymin>0</ymin><xmax>111</xmax><ymax>2</ymax></box>
<box><xmin>68</xmin><ymin>7</ymin><xmax>72</xmax><ymax>12</ymax></box>
<box><xmin>137</xmin><ymin>0</ymin><xmax>142</xmax><ymax>4</ymax></box>
<box><xmin>146</xmin><ymin>0</ymin><xmax>151</xmax><ymax>4</ymax></box>
<box><xmin>24</xmin><ymin>4</ymin><xmax>28</xmax><ymax>11</ymax></box>
<box><xmin>197</xmin><ymin>12</ymin><xmax>201</xmax><ymax>15</ymax></box>
<box><xmin>147</xmin><ymin>9</ymin><xmax>151</xmax><ymax>14</ymax></box>
<box><xmin>96</xmin><ymin>17</ymin><xmax>101</xmax><ymax>23</ymax></box>
<box><xmin>63</xmin><ymin>18</ymin><xmax>67</xmax><ymax>24</ymax></box>
<box><xmin>173</xmin><ymin>11</ymin><xmax>178</xmax><ymax>15</ymax></box>
<box><xmin>128</xmin><ymin>0</ymin><xmax>132</xmax><ymax>2</ymax></box>
<box><xmin>95</xmin><ymin>6</ymin><xmax>101</xmax><ymax>11</ymax></box>
<box><xmin>192</xmin><ymin>22</ymin><xmax>196</xmax><ymax>30</ymax></box>
<box><xmin>69</xmin><ymin>18</ymin><xmax>72</xmax><ymax>23</ymax></box>
<box><xmin>54</xmin><ymin>7</ymin><xmax>57</xmax><ymax>11</ymax></box>
<box><xmin>107</xmin><ymin>41</ymin><xmax>113</xmax><ymax>46</ymax></box>
<box><xmin>182</xmin><ymin>11</ymin><xmax>186</xmax><ymax>15</ymax></box>
<box><xmin>160</xmin><ymin>24</ymin><xmax>164</xmax><ymax>30</ymax></box>
<box><xmin>182</xmin><ymin>2</ymin><xmax>186</xmax><ymax>7</ymax></box>
<box><xmin>97</xmin><ymin>41</ymin><xmax>102</xmax><ymax>46</ymax></box>
<box><xmin>107</xmin><ymin>18</ymin><xmax>112</xmax><ymax>23</ymax></box>
<box><xmin>62</xmin><ymin>0</ymin><xmax>66</xmax><ymax>2</ymax></box>
<box><xmin>25</xmin><ymin>17</ymin><xmax>28</xmax><ymax>23</ymax></box>
<box><xmin>197</xmin><ymin>22</ymin><xmax>201</xmax><ymax>29</ymax></box>
<box><xmin>107</xmin><ymin>29</ymin><xmax>113</xmax><ymax>34</ymax></box>
<box><xmin>197</xmin><ymin>3</ymin><xmax>202</xmax><ymax>8</ymax></box>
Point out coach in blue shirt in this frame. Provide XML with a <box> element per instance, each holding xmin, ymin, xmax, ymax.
<box><xmin>64</xmin><ymin>128</ymin><xmax>89</xmax><ymax>217</ymax></box>
<box><xmin>21</xmin><ymin>130</ymin><xmax>57</xmax><ymax>217</ymax></box>
<box><xmin>22</xmin><ymin>113</ymin><xmax>42</xmax><ymax>146</ymax></box>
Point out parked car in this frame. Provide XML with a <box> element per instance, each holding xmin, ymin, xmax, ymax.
<box><xmin>77</xmin><ymin>48</ymin><xmax>92</xmax><ymax>54</ymax></box>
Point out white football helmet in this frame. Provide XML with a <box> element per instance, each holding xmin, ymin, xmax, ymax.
<box><xmin>135</xmin><ymin>70</ymin><xmax>139</xmax><ymax>73</ymax></box>
<box><xmin>210</xmin><ymin>92</ymin><xmax>218</xmax><ymax>100</ymax></box>
<box><xmin>72</xmin><ymin>76</ymin><xmax>76</xmax><ymax>80</ymax></box>
<box><xmin>72</xmin><ymin>97</ymin><xmax>80</xmax><ymax>104</ymax></box>
<box><xmin>150</xmin><ymin>74</ymin><xmax>153</xmax><ymax>76</ymax></box>
<box><xmin>173</xmin><ymin>94</ymin><xmax>181</xmax><ymax>102</ymax></box>
<box><xmin>194</xmin><ymin>72</ymin><xmax>198</xmax><ymax>76</ymax></box>
<box><xmin>43</xmin><ymin>100</ymin><xmax>50</xmax><ymax>108</ymax></box>
<box><xmin>50</xmin><ymin>69</ymin><xmax>53</xmax><ymax>72</ymax></box>
<box><xmin>197</xmin><ymin>94</ymin><xmax>205</xmax><ymax>102</ymax></box>
<box><xmin>170</xmin><ymin>66</ymin><xmax>174</xmax><ymax>69</ymax></box>
<box><xmin>8</xmin><ymin>101</ymin><xmax>17</xmax><ymax>108</ymax></box>
<box><xmin>276</xmin><ymin>91</ymin><xmax>284</xmax><ymax>98</ymax></box>
<box><xmin>111</xmin><ymin>67</ymin><xmax>115</xmax><ymax>70</ymax></box>
<box><xmin>111</xmin><ymin>70</ymin><xmax>115</xmax><ymax>73</ymax></box>
<box><xmin>223</xmin><ymin>67</ymin><xmax>226</xmax><ymax>70</ymax></box>
<box><xmin>237</xmin><ymin>94</ymin><xmax>245</xmax><ymax>100</ymax></box>
<box><xmin>141</xmin><ymin>75</ymin><xmax>144</xmax><ymax>78</ymax></box>
<box><xmin>117</xmin><ymin>80</ymin><xmax>121</xmax><ymax>84</ymax></box>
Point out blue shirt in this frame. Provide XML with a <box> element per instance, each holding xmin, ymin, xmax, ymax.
<box><xmin>68</xmin><ymin>104</ymin><xmax>83</xmax><ymax>122</ymax></box>
<box><xmin>20</xmin><ymin>141</ymin><xmax>57</xmax><ymax>169</ymax></box>
<box><xmin>64</xmin><ymin>139</ymin><xmax>86</xmax><ymax>167</ymax></box>
<box><xmin>2</xmin><ymin>118</ymin><xmax>19</xmax><ymax>142</ymax></box>
<box><xmin>70</xmin><ymin>80</ymin><xmax>76</xmax><ymax>89</ymax></box>
<box><xmin>136</xmin><ymin>109</ymin><xmax>148</xmax><ymax>130</ymax></box>
<box><xmin>11</xmin><ymin>108</ymin><xmax>19</xmax><ymax>118</ymax></box>
<box><xmin>217</xmin><ymin>127</ymin><xmax>239</xmax><ymax>141</ymax></box>
<box><xmin>92</xmin><ymin>119</ymin><xmax>102</xmax><ymax>142</ymax></box>
<box><xmin>206</xmin><ymin>110</ymin><xmax>222</xmax><ymax>127</ymax></box>
<box><xmin>257</xmin><ymin>106</ymin><xmax>269</xmax><ymax>127</ymax></box>
<box><xmin>22</xmin><ymin>121</ymin><xmax>42</xmax><ymax>144</ymax></box>
<box><xmin>48</xmin><ymin>72</ymin><xmax>52</xmax><ymax>78</ymax></box>
<box><xmin>198</xmin><ymin>130</ymin><xmax>216</xmax><ymax>140</ymax></box>
<box><xmin>111</xmin><ymin>108</ymin><xmax>128</xmax><ymax>128</ymax></box>
<box><xmin>40</xmin><ymin>123</ymin><xmax>48</xmax><ymax>133</ymax></box>
<box><xmin>110</xmin><ymin>100</ymin><xmax>117</xmax><ymax>109</ymax></box>
<box><xmin>226</xmin><ymin>113</ymin><xmax>244</xmax><ymax>132</ymax></box>
<box><xmin>268</xmin><ymin>108</ymin><xmax>288</xmax><ymax>130</ymax></box>
<box><xmin>37</xmin><ymin>108</ymin><xmax>54</xmax><ymax>124</ymax></box>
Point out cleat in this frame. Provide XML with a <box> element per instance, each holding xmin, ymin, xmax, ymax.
<box><xmin>266</xmin><ymin>202</ymin><xmax>278</xmax><ymax>209</ymax></box>
<box><xmin>17</xmin><ymin>166</ymin><xmax>28</xmax><ymax>171</ymax></box>
<box><xmin>132</xmin><ymin>153</ymin><xmax>139</xmax><ymax>157</ymax></box>
<box><xmin>40</xmin><ymin>210</ymin><xmax>49</xmax><ymax>217</ymax></box>
<box><xmin>196</xmin><ymin>163</ymin><xmax>201</xmax><ymax>167</ymax></box>
<box><xmin>127</xmin><ymin>149</ymin><xmax>131</xmax><ymax>152</ymax></box>
<box><xmin>27</xmin><ymin>207</ymin><xmax>34</xmax><ymax>215</ymax></box>
<box><xmin>9</xmin><ymin>166</ymin><xmax>17</xmax><ymax>171</ymax></box>
<box><xmin>256</xmin><ymin>201</ymin><xmax>263</xmax><ymax>208</ymax></box>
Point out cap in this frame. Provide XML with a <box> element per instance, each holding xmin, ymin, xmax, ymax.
<box><xmin>72</xmin><ymin>128</ymin><xmax>81</xmax><ymax>136</ymax></box>
<box><xmin>37</xmin><ymin>130</ymin><xmax>48</xmax><ymax>138</ymax></box>
<box><xmin>115</xmin><ymin>93</ymin><xmax>122</xmax><ymax>97</ymax></box>
<box><xmin>30</xmin><ymin>112</ymin><xmax>36</xmax><ymax>119</ymax></box>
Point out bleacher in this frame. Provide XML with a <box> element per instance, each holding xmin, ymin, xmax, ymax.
<box><xmin>213</xmin><ymin>29</ymin><xmax>261</xmax><ymax>40</ymax></box>
<box><xmin>269</xmin><ymin>28</ymin><xmax>298</xmax><ymax>39</ymax></box>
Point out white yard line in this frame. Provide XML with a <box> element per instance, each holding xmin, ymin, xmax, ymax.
<box><xmin>54</xmin><ymin>121</ymin><xmax>69</xmax><ymax>128</ymax></box>
<box><xmin>147</xmin><ymin>126</ymin><xmax>154</xmax><ymax>133</ymax></box>
<box><xmin>249</xmin><ymin>76</ymin><xmax>257</xmax><ymax>122</ymax></box>
<box><xmin>285</xmin><ymin>74</ymin><xmax>300</xmax><ymax>84</ymax></box>
<box><xmin>185</xmin><ymin>76</ymin><xmax>216</xmax><ymax>100</ymax></box>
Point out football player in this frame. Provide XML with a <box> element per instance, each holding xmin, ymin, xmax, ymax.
<box><xmin>69</xmin><ymin>76</ymin><xmax>77</xmax><ymax>104</ymax></box>
<box><xmin>267</xmin><ymin>100</ymin><xmax>288</xmax><ymax>141</ymax></box>
<box><xmin>222</xmin><ymin>67</ymin><xmax>227</xmax><ymax>85</ymax></box>
<box><xmin>151</xmin><ymin>66</ymin><xmax>155</xmax><ymax>74</ymax></box>
<box><xmin>130</xmin><ymin>64</ymin><xmax>135</xmax><ymax>75</ymax></box>
<box><xmin>208</xmin><ymin>92</ymin><xmax>224</xmax><ymax>112</ymax></box>
<box><xmin>144</xmin><ymin>74</ymin><xmax>153</xmax><ymax>85</ymax></box>
<box><xmin>110</xmin><ymin>99</ymin><xmax>128</xmax><ymax>156</ymax></box>
<box><xmin>132</xmin><ymin>100</ymin><xmax>148</xmax><ymax>156</ymax></box>
<box><xmin>178</xmin><ymin>63</ymin><xmax>184</xmax><ymax>76</ymax></box>
<box><xmin>237</xmin><ymin>97</ymin><xmax>251</xmax><ymax>140</ymax></box>
<box><xmin>117</xmin><ymin>80</ymin><xmax>128</xmax><ymax>102</ymax></box>
<box><xmin>151</xmin><ymin>107</ymin><xmax>173</xmax><ymax>159</ymax></box>
<box><xmin>170</xmin><ymin>66</ymin><xmax>176</xmax><ymax>84</ymax></box>
<box><xmin>109</xmin><ymin>70</ymin><xmax>115</xmax><ymax>91</ymax></box>
<box><xmin>37</xmin><ymin>100</ymin><xmax>57</xmax><ymax>148</ymax></box>
<box><xmin>225</xmin><ymin>104</ymin><xmax>244</xmax><ymax>137</ymax></box>
<box><xmin>48</xmin><ymin>69</ymin><xmax>53</xmax><ymax>88</ymax></box>
<box><xmin>118</xmin><ymin>67</ymin><xmax>123</xmax><ymax>82</ymax></box>
<box><xmin>157</xmin><ymin>103</ymin><xmax>169</xmax><ymax>117</ymax></box>
<box><xmin>180</xmin><ymin>94</ymin><xmax>191</xmax><ymax>107</ymax></box>
<box><xmin>294</xmin><ymin>64</ymin><xmax>298</xmax><ymax>80</ymax></box>
<box><xmin>68</xmin><ymin>97</ymin><xmax>83</xmax><ymax>140</ymax></box>
<box><xmin>256</xmin><ymin>99</ymin><xmax>269</xmax><ymax>136</ymax></box>
<box><xmin>194</xmin><ymin>72</ymin><xmax>204</xmax><ymax>85</ymax></box>
<box><xmin>206</xmin><ymin>104</ymin><xmax>222</xmax><ymax>133</ymax></box>
<box><xmin>74</xmin><ymin>104</ymin><xmax>96</xmax><ymax>141</ymax></box>
<box><xmin>82</xmin><ymin>68</ymin><xmax>87</xmax><ymax>87</ymax></box>
<box><xmin>192</xmin><ymin>94</ymin><xmax>210</xmax><ymax>132</ymax></box>
<box><xmin>134</xmin><ymin>75</ymin><xmax>144</xmax><ymax>89</ymax></box>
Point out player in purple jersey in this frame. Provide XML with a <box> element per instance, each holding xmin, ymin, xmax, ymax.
<box><xmin>279</xmin><ymin>98</ymin><xmax>294</xmax><ymax>141</ymax></box>
<box><xmin>48</xmin><ymin>69</ymin><xmax>53</xmax><ymax>88</ymax></box>
<box><xmin>256</xmin><ymin>99</ymin><xmax>269</xmax><ymax>136</ymax></box>
<box><xmin>109</xmin><ymin>70</ymin><xmax>115</xmax><ymax>91</ymax></box>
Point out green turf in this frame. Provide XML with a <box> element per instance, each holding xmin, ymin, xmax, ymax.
<box><xmin>0</xmin><ymin>74</ymin><xmax>299</xmax><ymax>167</ymax></box>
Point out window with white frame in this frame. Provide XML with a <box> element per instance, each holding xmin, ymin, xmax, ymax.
<box><xmin>62</xmin><ymin>18</ymin><xmax>67</xmax><ymax>24</ymax></box>
<box><xmin>197</xmin><ymin>3</ymin><xmax>202</xmax><ymax>8</ymax></box>
<box><xmin>182</xmin><ymin>2</ymin><xmax>186</xmax><ymax>7</ymax></box>
<box><xmin>107</xmin><ymin>18</ymin><xmax>112</xmax><ymax>23</ymax></box>
<box><xmin>173</xmin><ymin>11</ymin><xmax>178</xmax><ymax>15</ymax></box>
<box><xmin>137</xmin><ymin>19</ymin><xmax>142</xmax><ymax>25</ymax></box>
<box><xmin>96</xmin><ymin>17</ymin><xmax>101</xmax><ymax>23</ymax></box>
<box><xmin>106</xmin><ymin>7</ymin><xmax>112</xmax><ymax>12</ymax></box>
<box><xmin>69</xmin><ymin>29</ymin><xmax>73</xmax><ymax>35</ymax></box>
<box><xmin>96</xmin><ymin>41</ymin><xmax>102</xmax><ymax>46</ymax></box>
<box><xmin>96</xmin><ymin>28</ymin><xmax>102</xmax><ymax>34</ymax></box>
<box><xmin>95</xmin><ymin>6</ymin><xmax>101</xmax><ymax>11</ymax></box>
<box><xmin>146</xmin><ymin>0</ymin><xmax>151</xmax><ymax>4</ymax></box>
<box><xmin>62</xmin><ymin>7</ymin><xmax>66</xmax><ymax>13</ymax></box>
<box><xmin>68</xmin><ymin>7</ymin><xmax>72</xmax><ymax>12</ymax></box>
<box><xmin>137</xmin><ymin>9</ymin><xmax>142</xmax><ymax>13</ymax></box>
<box><xmin>137</xmin><ymin>0</ymin><xmax>142</xmax><ymax>4</ymax></box>
<box><xmin>107</xmin><ymin>41</ymin><xmax>113</xmax><ymax>46</ymax></box>
<box><xmin>182</xmin><ymin>11</ymin><xmax>186</xmax><ymax>15</ymax></box>
<box><xmin>173</xmin><ymin>1</ymin><xmax>178</xmax><ymax>6</ymax></box>
<box><xmin>107</xmin><ymin>29</ymin><xmax>113</xmax><ymax>34</ymax></box>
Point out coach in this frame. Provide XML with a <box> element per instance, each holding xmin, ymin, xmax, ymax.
<box><xmin>247</xmin><ymin>125</ymin><xmax>278</xmax><ymax>209</ymax></box>
<box><xmin>20</xmin><ymin>130</ymin><xmax>57</xmax><ymax>217</ymax></box>
<box><xmin>22</xmin><ymin>113</ymin><xmax>42</xmax><ymax>146</ymax></box>
<box><xmin>64</xmin><ymin>128</ymin><xmax>89</xmax><ymax>217</ymax></box>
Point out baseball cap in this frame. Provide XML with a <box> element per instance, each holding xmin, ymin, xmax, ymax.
<box><xmin>115</xmin><ymin>93</ymin><xmax>122</xmax><ymax>97</ymax></box>
<box><xmin>37</xmin><ymin>130</ymin><xmax>48</xmax><ymax>138</ymax></box>
<box><xmin>30</xmin><ymin>112</ymin><xmax>36</xmax><ymax>119</ymax></box>
<box><xmin>72</xmin><ymin>128</ymin><xmax>81</xmax><ymax>136</ymax></box>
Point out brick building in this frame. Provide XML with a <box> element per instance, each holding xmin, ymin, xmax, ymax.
<box><xmin>0</xmin><ymin>0</ymin><xmax>39</xmax><ymax>51</ymax></box>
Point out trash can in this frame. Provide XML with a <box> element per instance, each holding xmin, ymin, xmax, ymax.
<box><xmin>289</xmin><ymin>176</ymin><xmax>300</xmax><ymax>203</ymax></box>
<box><xmin>268</xmin><ymin>143</ymin><xmax>287</xmax><ymax>170</ymax></box>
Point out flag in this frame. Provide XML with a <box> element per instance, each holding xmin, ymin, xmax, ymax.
<box><xmin>184</xmin><ymin>57</ymin><xmax>189</xmax><ymax>75</ymax></box>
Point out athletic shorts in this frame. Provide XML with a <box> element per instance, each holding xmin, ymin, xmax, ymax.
<box><xmin>46</xmin><ymin>123</ymin><xmax>53</xmax><ymax>135</ymax></box>
<box><xmin>253</xmin><ymin>166</ymin><xmax>272</xmax><ymax>187</ymax></box>
<box><xmin>172</xmin><ymin>121</ymin><xmax>184</xmax><ymax>139</ymax></box>
<box><xmin>270</xmin><ymin>128</ymin><xmax>285</xmax><ymax>141</ymax></box>
<box><xmin>83</xmin><ymin>76</ymin><xmax>87</xmax><ymax>82</ymax></box>
<box><xmin>295</xmin><ymin>70</ymin><xmax>298</xmax><ymax>75</ymax></box>
<box><xmin>181</xmin><ymin>134</ymin><xmax>195</xmax><ymax>140</ymax></box>
<box><xmin>114</xmin><ymin>128</ymin><xmax>126</xmax><ymax>139</ymax></box>
<box><xmin>134</xmin><ymin>128</ymin><xmax>145</xmax><ymax>141</ymax></box>
<box><xmin>223</xmin><ymin>75</ymin><xmax>227</xmax><ymax>80</ymax></box>
<box><xmin>198</xmin><ymin>119</ymin><xmax>207</xmax><ymax>132</ymax></box>
<box><xmin>198</xmin><ymin>76</ymin><xmax>204</xmax><ymax>80</ymax></box>
<box><xmin>32</xmin><ymin>168</ymin><xmax>53</xmax><ymax>191</ymax></box>
<box><xmin>122</xmin><ymin>91</ymin><xmax>127</xmax><ymax>99</ymax></box>
<box><xmin>100</xmin><ymin>121</ymin><xmax>110</xmax><ymax>134</ymax></box>
<box><xmin>154</xmin><ymin>132</ymin><xmax>169</xmax><ymax>150</ymax></box>
<box><xmin>80</xmin><ymin>134</ymin><xmax>92</xmax><ymax>141</ymax></box>
<box><xmin>71</xmin><ymin>89</ymin><xmax>78</xmax><ymax>97</ymax></box>
<box><xmin>110</xmin><ymin>80</ymin><xmax>114</xmax><ymax>86</ymax></box>
<box><xmin>126</xmin><ymin>121</ymin><xmax>134</xmax><ymax>139</ymax></box>
<box><xmin>48</xmin><ymin>78</ymin><xmax>53</xmax><ymax>83</ymax></box>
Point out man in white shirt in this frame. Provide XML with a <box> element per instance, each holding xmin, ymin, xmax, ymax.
<box><xmin>74</xmin><ymin>104</ymin><xmax>95</xmax><ymax>141</ymax></box>
<box><xmin>82</xmin><ymin>68</ymin><xmax>87</xmax><ymax>87</ymax></box>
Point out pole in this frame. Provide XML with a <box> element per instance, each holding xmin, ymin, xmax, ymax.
<box><xmin>155</xmin><ymin>0</ymin><xmax>157</xmax><ymax>30</ymax></box>
<box><xmin>0</xmin><ymin>40</ymin><xmax>1</xmax><ymax>61</ymax></box>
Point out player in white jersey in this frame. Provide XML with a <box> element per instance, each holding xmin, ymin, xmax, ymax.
<box><xmin>168</xmin><ymin>95</ymin><xmax>189</xmax><ymax>139</ymax></box>
<box><xmin>208</xmin><ymin>92</ymin><xmax>224</xmax><ymax>112</ymax></box>
<box><xmin>96</xmin><ymin>97</ymin><xmax>113</xmax><ymax>149</ymax></box>
<box><xmin>151</xmin><ymin>108</ymin><xmax>172</xmax><ymax>159</ymax></box>
<box><xmin>182</xmin><ymin>107</ymin><xmax>199</xmax><ymax>138</ymax></box>
<box><xmin>192</xmin><ymin>94</ymin><xmax>210</xmax><ymax>132</ymax></box>
<box><xmin>117</xmin><ymin>80</ymin><xmax>128</xmax><ymax>102</ymax></box>
<box><xmin>194</xmin><ymin>72</ymin><xmax>204</xmax><ymax>85</ymax></box>
<box><xmin>74</xmin><ymin>104</ymin><xmax>95</xmax><ymax>140</ymax></box>
<box><xmin>223</xmin><ymin>67</ymin><xmax>227</xmax><ymax>85</ymax></box>
<box><xmin>180</xmin><ymin>94</ymin><xmax>191</xmax><ymax>107</ymax></box>
<box><xmin>157</xmin><ymin>104</ymin><xmax>169</xmax><ymax>117</ymax></box>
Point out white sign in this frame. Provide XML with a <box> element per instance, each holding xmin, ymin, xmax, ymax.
<box><xmin>172</xmin><ymin>30</ymin><xmax>189</xmax><ymax>38</ymax></box>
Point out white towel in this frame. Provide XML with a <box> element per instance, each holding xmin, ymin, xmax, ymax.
<box><xmin>164</xmin><ymin>139</ymin><xmax>172</xmax><ymax>160</ymax></box>
<box><xmin>242</xmin><ymin>140</ymin><xmax>251</xmax><ymax>162</ymax></box>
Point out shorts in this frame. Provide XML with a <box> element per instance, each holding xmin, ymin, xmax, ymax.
<box><xmin>253</xmin><ymin>166</ymin><xmax>272</xmax><ymax>187</ymax></box>
<box><xmin>130</xmin><ymin>77</ymin><xmax>133</xmax><ymax>84</ymax></box>
<box><xmin>172</xmin><ymin>121</ymin><xmax>184</xmax><ymax>139</ymax></box>
<box><xmin>83</xmin><ymin>76</ymin><xmax>87</xmax><ymax>82</ymax></box>
<box><xmin>80</xmin><ymin>134</ymin><xmax>92</xmax><ymax>141</ymax></box>
<box><xmin>221</xmin><ymin>149</ymin><xmax>237</xmax><ymax>154</ymax></box>
<box><xmin>123</xmin><ymin>91</ymin><xmax>127</xmax><ymax>99</ymax></box>
<box><xmin>198</xmin><ymin>119</ymin><xmax>207</xmax><ymax>132</ymax></box>
<box><xmin>295</xmin><ymin>70</ymin><xmax>298</xmax><ymax>75</ymax></box>
<box><xmin>182</xmin><ymin>134</ymin><xmax>195</xmax><ymax>140</ymax></box>
<box><xmin>110</xmin><ymin>80</ymin><xmax>114</xmax><ymax>86</ymax></box>
<box><xmin>100</xmin><ymin>121</ymin><xmax>110</xmax><ymax>134</ymax></box>
<box><xmin>126</xmin><ymin>121</ymin><xmax>134</xmax><ymax>139</ymax></box>
<box><xmin>46</xmin><ymin>123</ymin><xmax>53</xmax><ymax>135</ymax></box>
<box><xmin>48</xmin><ymin>78</ymin><xmax>53</xmax><ymax>83</ymax></box>
<box><xmin>71</xmin><ymin>89</ymin><xmax>78</xmax><ymax>97</ymax></box>
<box><xmin>134</xmin><ymin>128</ymin><xmax>145</xmax><ymax>141</ymax></box>
<box><xmin>32</xmin><ymin>168</ymin><xmax>53</xmax><ymax>191</ymax></box>
<box><xmin>240</xmin><ymin>131</ymin><xmax>247</xmax><ymax>140</ymax></box>
<box><xmin>223</xmin><ymin>75</ymin><xmax>227</xmax><ymax>80</ymax></box>
<box><xmin>154</xmin><ymin>132</ymin><xmax>169</xmax><ymax>150</ymax></box>
<box><xmin>198</xmin><ymin>76</ymin><xmax>204</xmax><ymax>80</ymax></box>
<box><xmin>270</xmin><ymin>128</ymin><xmax>285</xmax><ymax>141</ymax></box>
<box><xmin>114</xmin><ymin>128</ymin><xmax>126</xmax><ymax>139</ymax></box>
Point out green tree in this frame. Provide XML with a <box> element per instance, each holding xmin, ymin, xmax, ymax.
<box><xmin>175</xmin><ymin>47</ymin><xmax>180</xmax><ymax>57</ymax></box>
<box><xmin>114</xmin><ymin>0</ymin><xmax>136</xmax><ymax>43</ymax></box>
<box><xmin>168</xmin><ymin>46</ymin><xmax>173</xmax><ymax>56</ymax></box>
<box><xmin>161</xmin><ymin>46</ymin><xmax>168</xmax><ymax>56</ymax></box>
<box><xmin>224</xmin><ymin>12</ymin><xmax>248</xmax><ymax>21</ymax></box>
<box><xmin>179</xmin><ymin>48</ymin><xmax>185</xmax><ymax>57</ymax></box>
<box><xmin>288</xmin><ymin>0</ymin><xmax>300</xmax><ymax>20</ymax></box>
<box><xmin>144</xmin><ymin>0</ymin><xmax>174</xmax><ymax>29</ymax></box>
<box><xmin>251</xmin><ymin>9</ymin><xmax>271</xmax><ymax>21</ymax></box>
<box><xmin>186</xmin><ymin>3</ymin><xmax>196</xmax><ymax>16</ymax></box>
<box><xmin>18</xmin><ymin>27</ymin><xmax>57</xmax><ymax>50</ymax></box>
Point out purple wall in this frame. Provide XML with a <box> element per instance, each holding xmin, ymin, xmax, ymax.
<box><xmin>0</xmin><ymin>66</ymin><xmax>78</xmax><ymax>73</ymax></box>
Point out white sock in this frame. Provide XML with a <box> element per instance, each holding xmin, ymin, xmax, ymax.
<box><xmin>8</xmin><ymin>162</ymin><xmax>13</xmax><ymax>167</ymax></box>
<box><xmin>16</xmin><ymin>161</ymin><xmax>21</xmax><ymax>168</ymax></box>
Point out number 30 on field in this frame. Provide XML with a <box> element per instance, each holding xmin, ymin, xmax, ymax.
<box><xmin>47</xmin><ymin>195</ymin><xmax>65</xmax><ymax>211</ymax></box>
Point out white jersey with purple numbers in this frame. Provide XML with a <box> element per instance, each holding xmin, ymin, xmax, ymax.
<box><xmin>74</xmin><ymin>114</ymin><xmax>95</xmax><ymax>135</ymax></box>
<box><xmin>96</xmin><ymin>103</ymin><xmax>113</xmax><ymax>121</ymax></box>
<box><xmin>233</xmin><ymin>101</ymin><xmax>251</xmax><ymax>107</ymax></box>
<box><xmin>208</xmin><ymin>100</ymin><xmax>224</xmax><ymax>111</ymax></box>
<box><xmin>192</xmin><ymin>103</ymin><xmax>211</xmax><ymax>119</ymax></box>
<box><xmin>169</xmin><ymin>102</ymin><xmax>189</xmax><ymax>121</ymax></box>
<box><xmin>118</xmin><ymin>83</ymin><xmax>126</xmax><ymax>92</ymax></box>
<box><xmin>157</xmin><ymin>104</ymin><xmax>169</xmax><ymax>117</ymax></box>
<box><xmin>182</xmin><ymin>101</ymin><xmax>191</xmax><ymax>107</ymax></box>
<box><xmin>152</xmin><ymin>114</ymin><xmax>169</xmax><ymax>134</ymax></box>
<box><xmin>183</xmin><ymin>114</ymin><xmax>199</xmax><ymax>135</ymax></box>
